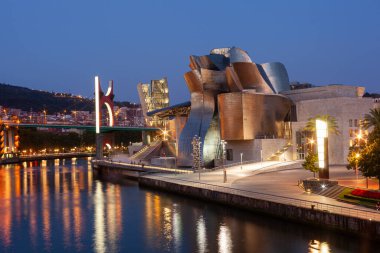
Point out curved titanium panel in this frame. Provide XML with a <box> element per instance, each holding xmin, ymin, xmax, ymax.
<box><xmin>176</xmin><ymin>90</ymin><xmax>215</xmax><ymax>167</ymax></box>
<box><xmin>190</xmin><ymin>55</ymin><xmax>217</xmax><ymax>70</ymax></box>
<box><xmin>208</xmin><ymin>54</ymin><xmax>229</xmax><ymax>71</ymax></box>
<box><xmin>260</xmin><ymin>62</ymin><xmax>290</xmax><ymax>93</ymax></box>
<box><xmin>203</xmin><ymin>114</ymin><xmax>221</xmax><ymax>167</ymax></box>
<box><xmin>229</xmin><ymin>47</ymin><xmax>252</xmax><ymax>63</ymax></box>
<box><xmin>225</xmin><ymin>66</ymin><xmax>243</xmax><ymax>92</ymax></box>
<box><xmin>184</xmin><ymin>70</ymin><xmax>203</xmax><ymax>93</ymax></box>
<box><xmin>231</xmin><ymin>62</ymin><xmax>274</xmax><ymax>93</ymax></box>
<box><xmin>218</xmin><ymin>92</ymin><xmax>291</xmax><ymax>140</ymax></box>
<box><xmin>200</xmin><ymin>68</ymin><xmax>228</xmax><ymax>92</ymax></box>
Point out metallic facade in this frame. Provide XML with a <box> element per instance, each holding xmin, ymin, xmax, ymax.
<box><xmin>218</xmin><ymin>92</ymin><xmax>291</xmax><ymax>140</ymax></box>
<box><xmin>148</xmin><ymin>47</ymin><xmax>292</xmax><ymax>167</ymax></box>
<box><xmin>260</xmin><ymin>62</ymin><xmax>290</xmax><ymax>93</ymax></box>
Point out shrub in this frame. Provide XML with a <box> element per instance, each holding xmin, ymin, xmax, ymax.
<box><xmin>351</xmin><ymin>189</ymin><xmax>380</xmax><ymax>200</ymax></box>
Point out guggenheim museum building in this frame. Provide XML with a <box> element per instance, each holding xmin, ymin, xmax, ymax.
<box><xmin>137</xmin><ymin>47</ymin><xmax>379</xmax><ymax>168</ymax></box>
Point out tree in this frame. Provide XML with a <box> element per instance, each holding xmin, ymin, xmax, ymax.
<box><xmin>347</xmin><ymin>108</ymin><xmax>380</xmax><ymax>189</ymax></box>
<box><xmin>302</xmin><ymin>152</ymin><xmax>319</xmax><ymax>178</ymax></box>
<box><xmin>347</xmin><ymin>136</ymin><xmax>366</xmax><ymax>171</ymax></box>
<box><xmin>362</xmin><ymin>108</ymin><xmax>380</xmax><ymax>132</ymax></box>
<box><xmin>357</xmin><ymin>139</ymin><xmax>380</xmax><ymax>190</ymax></box>
<box><xmin>304</xmin><ymin>114</ymin><xmax>340</xmax><ymax>135</ymax></box>
<box><xmin>362</xmin><ymin>108</ymin><xmax>380</xmax><ymax>143</ymax></box>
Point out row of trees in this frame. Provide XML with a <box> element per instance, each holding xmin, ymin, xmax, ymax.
<box><xmin>302</xmin><ymin>109</ymin><xmax>380</xmax><ymax>189</ymax></box>
<box><xmin>347</xmin><ymin>109</ymin><xmax>380</xmax><ymax>189</ymax></box>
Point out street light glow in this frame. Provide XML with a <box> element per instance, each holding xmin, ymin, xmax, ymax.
<box><xmin>316</xmin><ymin>119</ymin><xmax>328</xmax><ymax>168</ymax></box>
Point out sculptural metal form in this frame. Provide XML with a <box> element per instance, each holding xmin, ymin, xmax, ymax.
<box><xmin>94</xmin><ymin>76</ymin><xmax>115</xmax><ymax>158</ymax></box>
<box><xmin>176</xmin><ymin>47</ymin><xmax>292</xmax><ymax>167</ymax></box>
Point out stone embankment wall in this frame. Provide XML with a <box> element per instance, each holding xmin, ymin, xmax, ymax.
<box><xmin>139</xmin><ymin>176</ymin><xmax>380</xmax><ymax>240</ymax></box>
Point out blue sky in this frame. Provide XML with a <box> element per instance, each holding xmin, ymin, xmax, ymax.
<box><xmin>1</xmin><ymin>0</ymin><xmax>379</xmax><ymax>103</ymax></box>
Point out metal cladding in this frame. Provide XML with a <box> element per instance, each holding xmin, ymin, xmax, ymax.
<box><xmin>260</xmin><ymin>62</ymin><xmax>290</xmax><ymax>93</ymax></box>
<box><xmin>218</xmin><ymin>92</ymin><xmax>291</xmax><ymax>140</ymax></box>
<box><xmin>229</xmin><ymin>47</ymin><xmax>252</xmax><ymax>63</ymax></box>
<box><xmin>231</xmin><ymin>62</ymin><xmax>274</xmax><ymax>93</ymax></box>
<box><xmin>174</xmin><ymin>47</ymin><xmax>292</xmax><ymax>167</ymax></box>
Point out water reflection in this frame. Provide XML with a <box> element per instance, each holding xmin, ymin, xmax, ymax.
<box><xmin>309</xmin><ymin>240</ymin><xmax>331</xmax><ymax>253</ymax></box>
<box><xmin>218</xmin><ymin>224</ymin><xmax>232</xmax><ymax>253</ymax></box>
<box><xmin>197</xmin><ymin>216</ymin><xmax>207</xmax><ymax>253</ymax></box>
<box><xmin>0</xmin><ymin>159</ymin><xmax>105</xmax><ymax>252</ymax></box>
<box><xmin>94</xmin><ymin>181</ymin><xmax>105</xmax><ymax>253</ymax></box>
<box><xmin>0</xmin><ymin>159</ymin><xmax>377</xmax><ymax>253</ymax></box>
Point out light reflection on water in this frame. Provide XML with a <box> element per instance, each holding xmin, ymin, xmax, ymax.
<box><xmin>0</xmin><ymin>159</ymin><xmax>377</xmax><ymax>253</ymax></box>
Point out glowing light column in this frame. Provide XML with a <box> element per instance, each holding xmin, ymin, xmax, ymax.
<box><xmin>95</xmin><ymin>76</ymin><xmax>101</xmax><ymax>134</ymax></box>
<box><xmin>316</xmin><ymin>119</ymin><xmax>329</xmax><ymax>179</ymax></box>
<box><xmin>95</xmin><ymin>76</ymin><xmax>103</xmax><ymax>159</ymax></box>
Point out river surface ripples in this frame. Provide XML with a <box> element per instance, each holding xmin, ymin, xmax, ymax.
<box><xmin>0</xmin><ymin>158</ymin><xmax>377</xmax><ymax>253</ymax></box>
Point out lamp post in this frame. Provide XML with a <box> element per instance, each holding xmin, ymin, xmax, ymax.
<box><xmin>308</xmin><ymin>138</ymin><xmax>315</xmax><ymax>153</ymax></box>
<box><xmin>221</xmin><ymin>139</ymin><xmax>227</xmax><ymax>183</ymax></box>
<box><xmin>43</xmin><ymin>110</ymin><xmax>47</xmax><ymax>124</ymax></box>
<box><xmin>355</xmin><ymin>153</ymin><xmax>360</xmax><ymax>184</ymax></box>
<box><xmin>240</xmin><ymin>152</ymin><xmax>243</xmax><ymax>170</ymax></box>
<box><xmin>354</xmin><ymin>130</ymin><xmax>366</xmax><ymax>187</ymax></box>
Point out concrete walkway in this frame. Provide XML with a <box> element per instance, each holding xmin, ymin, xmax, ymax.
<box><xmin>146</xmin><ymin>161</ymin><xmax>380</xmax><ymax>221</ymax></box>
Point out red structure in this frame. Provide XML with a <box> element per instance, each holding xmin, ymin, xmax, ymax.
<box><xmin>95</xmin><ymin>76</ymin><xmax>115</xmax><ymax>133</ymax></box>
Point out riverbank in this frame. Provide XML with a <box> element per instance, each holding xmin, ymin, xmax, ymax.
<box><xmin>0</xmin><ymin>152</ymin><xmax>94</xmax><ymax>165</ymax></box>
<box><xmin>92</xmin><ymin>160</ymin><xmax>380</xmax><ymax>241</ymax></box>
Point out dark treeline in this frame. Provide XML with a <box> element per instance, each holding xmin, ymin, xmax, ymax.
<box><xmin>0</xmin><ymin>83</ymin><xmax>139</xmax><ymax>114</ymax></box>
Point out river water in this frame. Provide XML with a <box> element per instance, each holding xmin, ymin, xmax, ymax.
<box><xmin>0</xmin><ymin>158</ymin><xmax>376</xmax><ymax>253</ymax></box>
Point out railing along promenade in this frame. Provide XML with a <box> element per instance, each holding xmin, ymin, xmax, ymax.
<box><xmin>92</xmin><ymin>159</ymin><xmax>192</xmax><ymax>174</ymax></box>
<box><xmin>93</xmin><ymin>159</ymin><xmax>380</xmax><ymax>222</ymax></box>
<box><xmin>150</xmin><ymin>173</ymin><xmax>380</xmax><ymax>222</ymax></box>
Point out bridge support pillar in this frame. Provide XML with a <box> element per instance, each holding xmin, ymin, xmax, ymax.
<box><xmin>142</xmin><ymin>131</ymin><xmax>148</xmax><ymax>145</ymax></box>
<box><xmin>96</xmin><ymin>134</ymin><xmax>104</xmax><ymax>159</ymax></box>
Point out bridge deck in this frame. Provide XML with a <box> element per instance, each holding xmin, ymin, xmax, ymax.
<box><xmin>7</xmin><ymin>123</ymin><xmax>158</xmax><ymax>132</ymax></box>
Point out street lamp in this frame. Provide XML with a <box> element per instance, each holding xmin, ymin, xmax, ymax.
<box><xmin>221</xmin><ymin>139</ymin><xmax>227</xmax><ymax>183</ymax></box>
<box><xmin>355</xmin><ymin>152</ymin><xmax>360</xmax><ymax>183</ymax></box>
<box><xmin>308</xmin><ymin>138</ymin><xmax>315</xmax><ymax>153</ymax></box>
<box><xmin>43</xmin><ymin>110</ymin><xmax>47</xmax><ymax>124</ymax></box>
<box><xmin>240</xmin><ymin>152</ymin><xmax>243</xmax><ymax>170</ymax></box>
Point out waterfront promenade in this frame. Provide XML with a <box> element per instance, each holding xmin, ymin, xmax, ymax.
<box><xmin>94</xmin><ymin>158</ymin><xmax>380</xmax><ymax>224</ymax></box>
<box><xmin>143</xmin><ymin>161</ymin><xmax>380</xmax><ymax>220</ymax></box>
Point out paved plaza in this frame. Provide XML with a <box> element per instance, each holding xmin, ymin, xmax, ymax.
<box><xmin>147</xmin><ymin>160</ymin><xmax>380</xmax><ymax>217</ymax></box>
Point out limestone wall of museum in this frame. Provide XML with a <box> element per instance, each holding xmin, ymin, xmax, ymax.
<box><xmin>292</xmin><ymin>97</ymin><xmax>374</xmax><ymax>164</ymax></box>
<box><xmin>225</xmin><ymin>139</ymin><xmax>292</xmax><ymax>164</ymax></box>
<box><xmin>282</xmin><ymin>85</ymin><xmax>365</xmax><ymax>102</ymax></box>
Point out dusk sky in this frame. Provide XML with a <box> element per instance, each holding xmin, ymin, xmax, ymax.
<box><xmin>1</xmin><ymin>0</ymin><xmax>379</xmax><ymax>104</ymax></box>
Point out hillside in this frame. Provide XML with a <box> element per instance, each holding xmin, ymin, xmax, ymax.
<box><xmin>0</xmin><ymin>83</ymin><xmax>138</xmax><ymax>114</ymax></box>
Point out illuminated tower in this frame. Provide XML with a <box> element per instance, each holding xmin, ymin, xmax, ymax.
<box><xmin>137</xmin><ymin>78</ymin><xmax>170</xmax><ymax>128</ymax></box>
